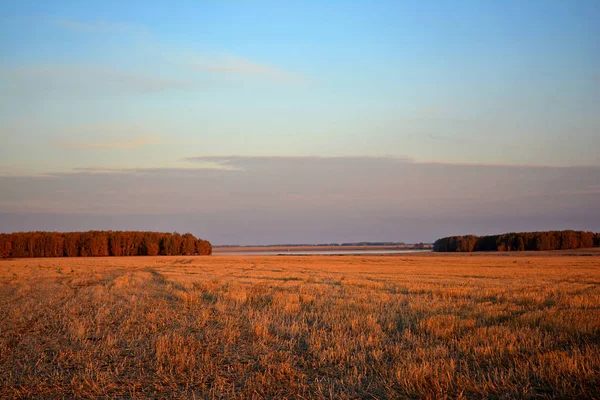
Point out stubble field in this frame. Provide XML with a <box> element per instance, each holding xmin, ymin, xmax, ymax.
<box><xmin>0</xmin><ymin>254</ymin><xmax>599</xmax><ymax>399</ymax></box>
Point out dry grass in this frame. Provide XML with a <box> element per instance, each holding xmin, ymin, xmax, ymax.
<box><xmin>0</xmin><ymin>254</ymin><xmax>599</xmax><ymax>399</ymax></box>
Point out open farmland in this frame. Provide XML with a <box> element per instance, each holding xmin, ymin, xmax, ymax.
<box><xmin>1</xmin><ymin>254</ymin><xmax>599</xmax><ymax>399</ymax></box>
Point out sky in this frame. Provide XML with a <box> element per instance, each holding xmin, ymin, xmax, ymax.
<box><xmin>1</xmin><ymin>1</ymin><xmax>599</xmax><ymax>244</ymax></box>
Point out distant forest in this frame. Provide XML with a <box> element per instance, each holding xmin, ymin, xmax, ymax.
<box><xmin>0</xmin><ymin>231</ymin><xmax>212</xmax><ymax>258</ymax></box>
<box><xmin>434</xmin><ymin>230</ymin><xmax>600</xmax><ymax>252</ymax></box>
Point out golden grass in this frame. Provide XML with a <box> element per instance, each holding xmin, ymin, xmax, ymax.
<box><xmin>0</xmin><ymin>254</ymin><xmax>599</xmax><ymax>398</ymax></box>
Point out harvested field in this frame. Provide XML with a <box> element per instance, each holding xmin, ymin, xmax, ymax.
<box><xmin>0</xmin><ymin>254</ymin><xmax>599</xmax><ymax>398</ymax></box>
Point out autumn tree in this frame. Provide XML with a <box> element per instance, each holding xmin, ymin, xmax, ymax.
<box><xmin>434</xmin><ymin>230</ymin><xmax>600</xmax><ymax>253</ymax></box>
<box><xmin>516</xmin><ymin>237</ymin><xmax>525</xmax><ymax>251</ymax></box>
<box><xmin>0</xmin><ymin>235</ymin><xmax>12</xmax><ymax>258</ymax></box>
<box><xmin>0</xmin><ymin>231</ymin><xmax>211</xmax><ymax>258</ymax></box>
<box><xmin>181</xmin><ymin>233</ymin><xmax>196</xmax><ymax>255</ymax></box>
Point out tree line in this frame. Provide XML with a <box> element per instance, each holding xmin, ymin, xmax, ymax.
<box><xmin>0</xmin><ymin>231</ymin><xmax>211</xmax><ymax>258</ymax></box>
<box><xmin>433</xmin><ymin>230</ymin><xmax>600</xmax><ymax>252</ymax></box>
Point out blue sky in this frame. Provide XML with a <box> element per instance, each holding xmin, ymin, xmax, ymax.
<box><xmin>1</xmin><ymin>1</ymin><xmax>599</xmax><ymax>243</ymax></box>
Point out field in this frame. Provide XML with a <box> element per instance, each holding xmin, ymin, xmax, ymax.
<box><xmin>1</xmin><ymin>254</ymin><xmax>599</xmax><ymax>399</ymax></box>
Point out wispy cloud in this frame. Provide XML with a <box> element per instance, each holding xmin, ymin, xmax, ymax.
<box><xmin>58</xmin><ymin>135</ymin><xmax>160</xmax><ymax>150</ymax></box>
<box><xmin>69</xmin><ymin>166</ymin><xmax>235</xmax><ymax>174</ymax></box>
<box><xmin>51</xmin><ymin>17</ymin><xmax>147</xmax><ymax>34</ymax></box>
<box><xmin>182</xmin><ymin>155</ymin><xmax>413</xmax><ymax>171</ymax></box>
<box><xmin>2</xmin><ymin>57</ymin><xmax>300</xmax><ymax>99</ymax></box>
<box><xmin>68</xmin><ymin>163</ymin><xmax>240</xmax><ymax>173</ymax></box>
<box><xmin>190</xmin><ymin>55</ymin><xmax>304</xmax><ymax>84</ymax></box>
<box><xmin>30</xmin><ymin>17</ymin><xmax>307</xmax><ymax>88</ymax></box>
<box><xmin>49</xmin><ymin>122</ymin><xmax>164</xmax><ymax>151</ymax></box>
<box><xmin>48</xmin><ymin>17</ymin><xmax>302</xmax><ymax>84</ymax></box>
<box><xmin>3</xmin><ymin>65</ymin><xmax>194</xmax><ymax>95</ymax></box>
<box><xmin>182</xmin><ymin>155</ymin><xmax>593</xmax><ymax>170</ymax></box>
<box><xmin>427</xmin><ymin>133</ymin><xmax>467</xmax><ymax>144</ymax></box>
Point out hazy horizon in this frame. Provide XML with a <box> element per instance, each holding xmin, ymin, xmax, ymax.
<box><xmin>1</xmin><ymin>1</ymin><xmax>599</xmax><ymax>244</ymax></box>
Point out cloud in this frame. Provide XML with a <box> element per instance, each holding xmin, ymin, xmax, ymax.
<box><xmin>183</xmin><ymin>155</ymin><xmax>413</xmax><ymax>174</ymax></box>
<box><xmin>190</xmin><ymin>55</ymin><xmax>304</xmax><ymax>83</ymax></box>
<box><xmin>427</xmin><ymin>133</ymin><xmax>468</xmax><ymax>144</ymax></box>
<box><xmin>2</xmin><ymin>65</ymin><xmax>195</xmax><ymax>96</ymax></box>
<box><xmin>47</xmin><ymin>17</ymin><xmax>300</xmax><ymax>85</ymax></box>
<box><xmin>1</xmin><ymin>156</ymin><xmax>598</xmax><ymax>245</ymax></box>
<box><xmin>48</xmin><ymin>123</ymin><xmax>164</xmax><ymax>151</ymax></box>
<box><xmin>7</xmin><ymin>17</ymin><xmax>306</xmax><ymax>94</ymax></box>
<box><xmin>1</xmin><ymin>158</ymin><xmax>598</xmax><ymax>243</ymax></box>
<box><xmin>2</xmin><ymin>58</ymin><xmax>300</xmax><ymax>100</ymax></box>
<box><xmin>68</xmin><ymin>165</ymin><xmax>239</xmax><ymax>174</ymax></box>
<box><xmin>182</xmin><ymin>154</ymin><xmax>591</xmax><ymax>170</ymax></box>
<box><xmin>58</xmin><ymin>135</ymin><xmax>160</xmax><ymax>150</ymax></box>
<box><xmin>51</xmin><ymin>18</ymin><xmax>147</xmax><ymax>34</ymax></box>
